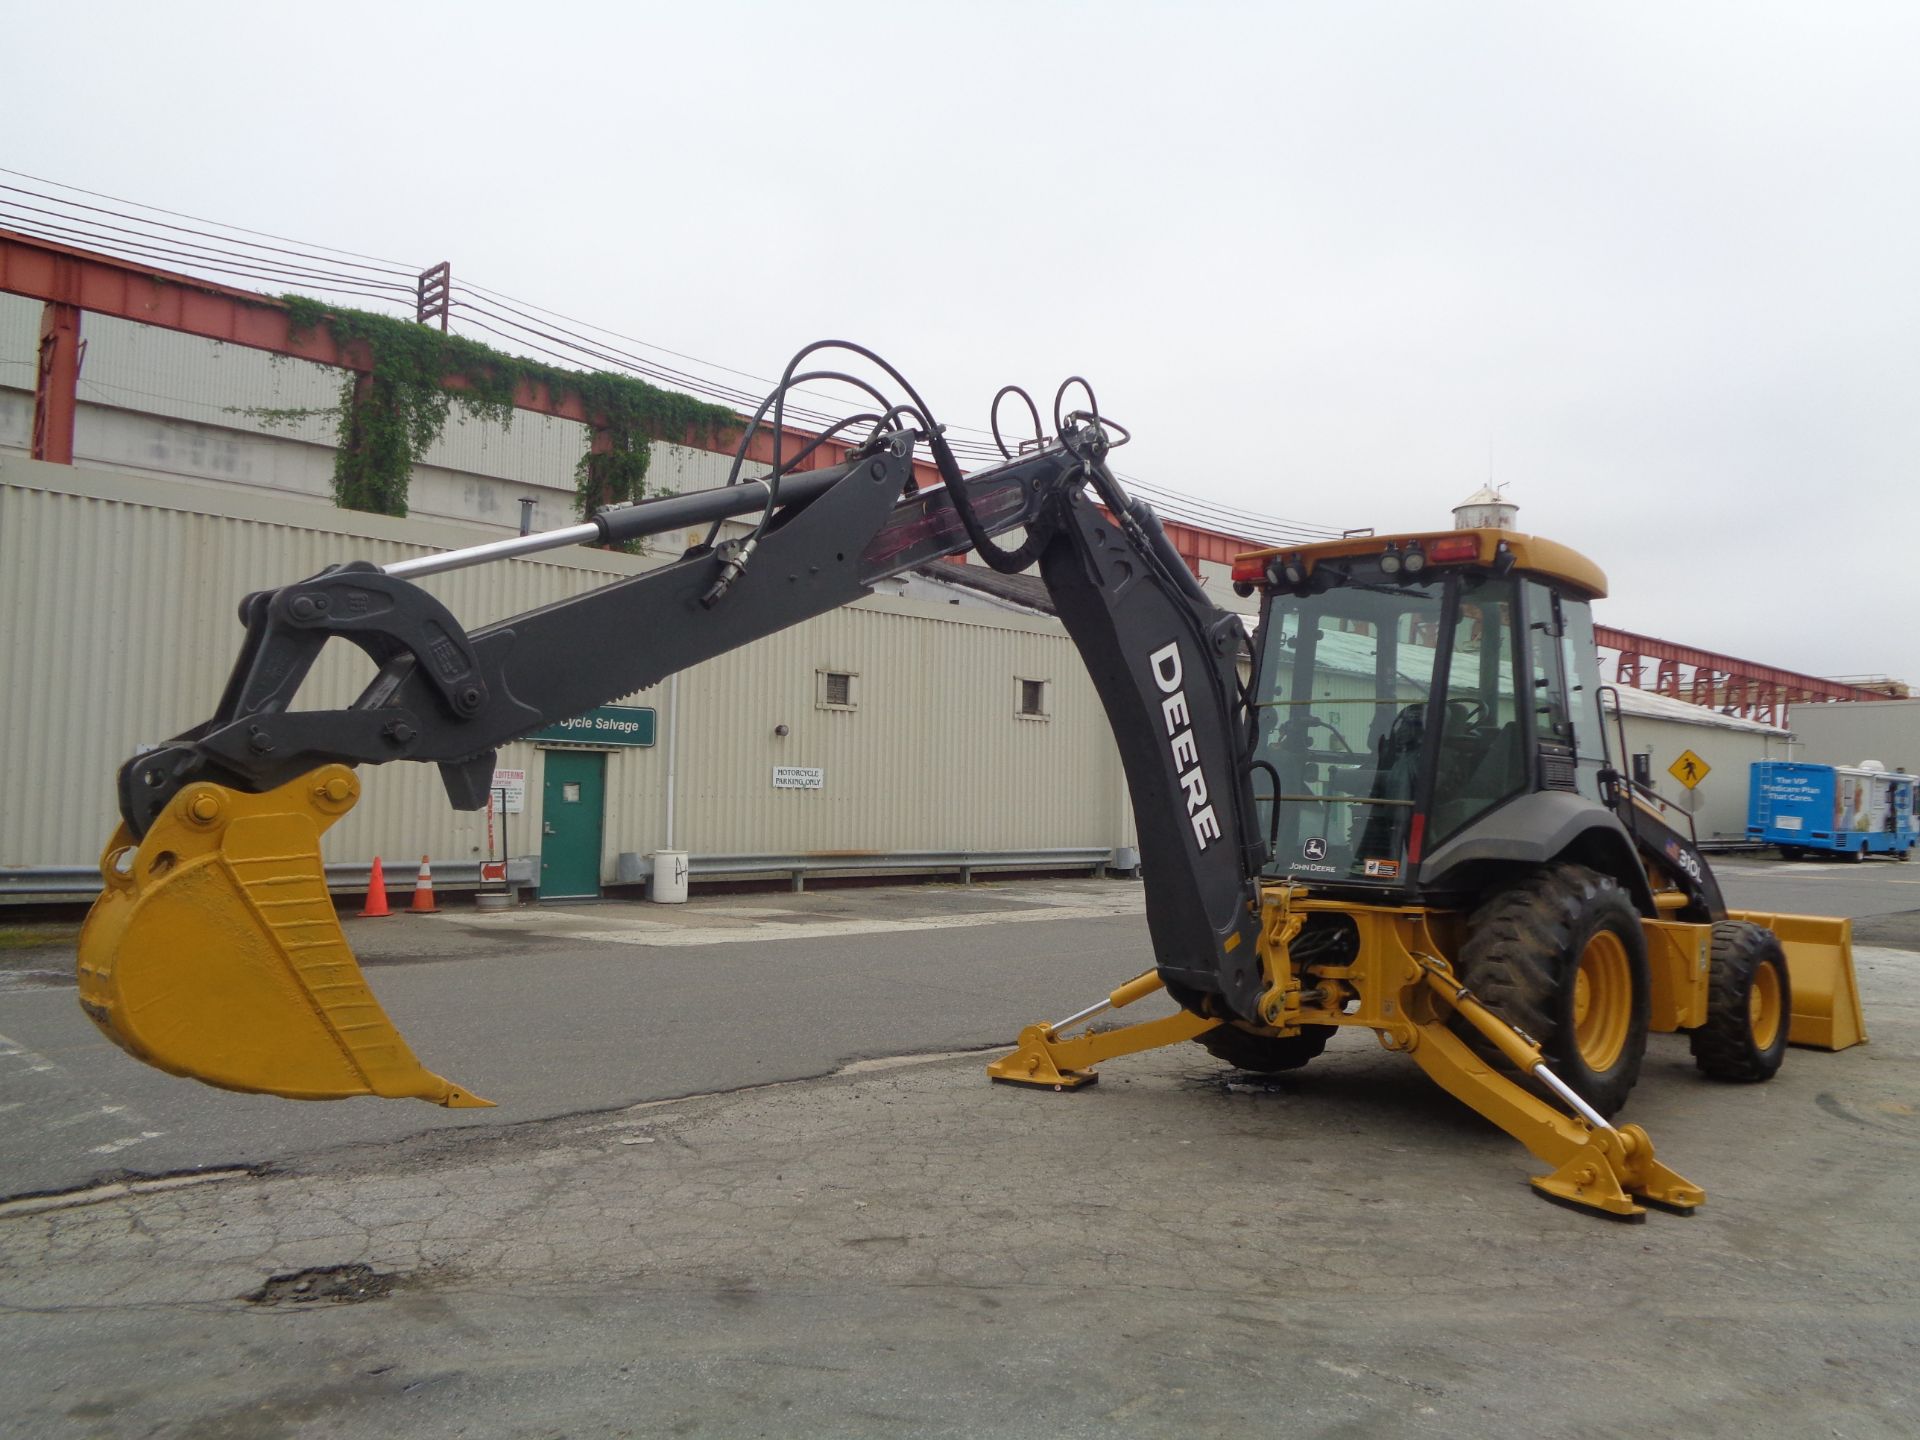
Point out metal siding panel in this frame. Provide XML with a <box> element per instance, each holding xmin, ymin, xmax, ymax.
<box><xmin>671</xmin><ymin>602</ymin><xmax>1123</xmax><ymax>857</ymax></box>
<box><xmin>2</xmin><ymin>462</ymin><xmax>1133</xmax><ymax>875</ymax></box>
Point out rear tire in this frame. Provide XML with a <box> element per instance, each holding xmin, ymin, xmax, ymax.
<box><xmin>1779</xmin><ymin>846</ymin><xmax>1803</xmax><ymax>861</ymax></box>
<box><xmin>1454</xmin><ymin>864</ymin><xmax>1651</xmax><ymax>1118</ymax></box>
<box><xmin>1196</xmin><ymin>1022</ymin><xmax>1335</xmax><ymax>1073</ymax></box>
<box><xmin>1690</xmin><ymin>921</ymin><xmax>1791</xmax><ymax>1082</ymax></box>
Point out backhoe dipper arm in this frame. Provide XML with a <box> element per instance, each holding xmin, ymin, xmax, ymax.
<box><xmin>1028</xmin><ymin>469</ymin><xmax>1268</xmax><ymax>1018</ymax></box>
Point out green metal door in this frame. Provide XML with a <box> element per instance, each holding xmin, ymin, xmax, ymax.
<box><xmin>539</xmin><ymin>750</ymin><xmax>606</xmax><ymax>899</ymax></box>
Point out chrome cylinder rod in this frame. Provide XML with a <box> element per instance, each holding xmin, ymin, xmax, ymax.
<box><xmin>1531</xmin><ymin>1062</ymin><xmax>1616</xmax><ymax>1133</ymax></box>
<box><xmin>1049</xmin><ymin>998</ymin><xmax>1113</xmax><ymax>1035</ymax></box>
<box><xmin>382</xmin><ymin>461</ymin><xmax>855</xmax><ymax>581</ymax></box>
<box><xmin>385</xmin><ymin>521</ymin><xmax>604</xmax><ymax>579</ymax></box>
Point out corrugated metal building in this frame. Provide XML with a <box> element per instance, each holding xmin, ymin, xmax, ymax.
<box><xmin>0</xmin><ymin>455</ymin><xmax>1136</xmax><ymax>893</ymax></box>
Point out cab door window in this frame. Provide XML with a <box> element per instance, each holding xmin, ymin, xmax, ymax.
<box><xmin>1524</xmin><ymin>580</ymin><xmax>1578</xmax><ymax>792</ymax></box>
<box><xmin>1430</xmin><ymin>575</ymin><xmax>1525</xmax><ymax>844</ymax></box>
<box><xmin>1556</xmin><ymin>595</ymin><xmax>1608</xmax><ymax>799</ymax></box>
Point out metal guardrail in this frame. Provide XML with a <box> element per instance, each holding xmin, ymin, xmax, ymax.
<box><xmin>621</xmin><ymin>848</ymin><xmax>1128</xmax><ymax>893</ymax></box>
<box><xmin>2</xmin><ymin>849</ymin><xmax>1114</xmax><ymax>901</ymax></box>
<box><xmin>0</xmin><ymin>858</ymin><xmax>536</xmax><ymax>902</ymax></box>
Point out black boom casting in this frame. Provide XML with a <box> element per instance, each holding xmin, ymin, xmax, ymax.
<box><xmin>117</xmin><ymin>343</ymin><xmax>1270</xmax><ymax>1018</ymax></box>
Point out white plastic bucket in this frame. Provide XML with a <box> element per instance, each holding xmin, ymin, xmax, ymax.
<box><xmin>649</xmin><ymin>850</ymin><xmax>689</xmax><ymax>904</ymax></box>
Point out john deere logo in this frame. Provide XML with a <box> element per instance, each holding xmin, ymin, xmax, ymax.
<box><xmin>1303</xmin><ymin>837</ymin><xmax>1328</xmax><ymax>860</ymax></box>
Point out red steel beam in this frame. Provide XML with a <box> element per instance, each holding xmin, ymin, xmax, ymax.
<box><xmin>1596</xmin><ymin>624</ymin><xmax>1888</xmax><ymax>706</ymax></box>
<box><xmin>0</xmin><ymin>226</ymin><xmax>936</xmax><ymax>486</ymax></box>
<box><xmin>31</xmin><ymin>300</ymin><xmax>80</xmax><ymax>463</ymax></box>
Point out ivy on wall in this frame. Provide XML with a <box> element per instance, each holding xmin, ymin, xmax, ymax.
<box><xmin>272</xmin><ymin>296</ymin><xmax>734</xmax><ymax>520</ymax></box>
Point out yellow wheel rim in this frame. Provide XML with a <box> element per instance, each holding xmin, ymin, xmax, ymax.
<box><xmin>1572</xmin><ymin>931</ymin><xmax>1632</xmax><ymax>1071</ymax></box>
<box><xmin>1749</xmin><ymin>958</ymin><xmax>1783</xmax><ymax>1051</ymax></box>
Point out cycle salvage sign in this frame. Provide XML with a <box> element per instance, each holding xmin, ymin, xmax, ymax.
<box><xmin>772</xmin><ymin>767</ymin><xmax>825</xmax><ymax>790</ymax></box>
<box><xmin>531</xmin><ymin>705</ymin><xmax>656</xmax><ymax>747</ymax></box>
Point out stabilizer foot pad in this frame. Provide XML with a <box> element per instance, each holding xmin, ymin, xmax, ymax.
<box><xmin>1531</xmin><ymin>1181</ymin><xmax>1646</xmax><ymax>1223</ymax></box>
<box><xmin>989</xmin><ymin>1072</ymin><xmax>1098</xmax><ymax>1091</ymax></box>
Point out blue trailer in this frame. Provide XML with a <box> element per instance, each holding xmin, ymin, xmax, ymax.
<box><xmin>1748</xmin><ymin>761</ymin><xmax>1916</xmax><ymax>861</ymax></box>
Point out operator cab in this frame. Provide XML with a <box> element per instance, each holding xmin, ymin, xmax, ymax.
<box><xmin>1232</xmin><ymin>530</ymin><xmax>1610</xmax><ymax>894</ymax></box>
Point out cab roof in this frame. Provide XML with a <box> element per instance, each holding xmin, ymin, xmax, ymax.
<box><xmin>1233</xmin><ymin>529</ymin><xmax>1608</xmax><ymax>600</ymax></box>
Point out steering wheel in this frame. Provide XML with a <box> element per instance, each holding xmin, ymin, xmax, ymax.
<box><xmin>1282</xmin><ymin>713</ymin><xmax>1353</xmax><ymax>753</ymax></box>
<box><xmin>1447</xmin><ymin>699</ymin><xmax>1490</xmax><ymax>730</ymax></box>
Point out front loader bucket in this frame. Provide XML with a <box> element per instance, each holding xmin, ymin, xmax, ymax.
<box><xmin>77</xmin><ymin>765</ymin><xmax>490</xmax><ymax>1106</ymax></box>
<box><xmin>1729</xmin><ymin>909</ymin><xmax>1868</xmax><ymax>1051</ymax></box>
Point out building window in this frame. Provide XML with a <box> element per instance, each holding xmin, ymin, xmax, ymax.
<box><xmin>816</xmin><ymin>669</ymin><xmax>858</xmax><ymax>710</ymax></box>
<box><xmin>1017</xmin><ymin>677</ymin><xmax>1051</xmax><ymax>720</ymax></box>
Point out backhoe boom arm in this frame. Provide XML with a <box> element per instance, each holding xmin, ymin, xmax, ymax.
<box><xmin>117</xmin><ymin>436</ymin><xmax>1064</xmax><ymax>837</ymax></box>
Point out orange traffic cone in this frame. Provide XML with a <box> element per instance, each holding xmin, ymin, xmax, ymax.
<box><xmin>409</xmin><ymin>854</ymin><xmax>439</xmax><ymax>914</ymax></box>
<box><xmin>360</xmin><ymin>857</ymin><xmax>392</xmax><ymax>917</ymax></box>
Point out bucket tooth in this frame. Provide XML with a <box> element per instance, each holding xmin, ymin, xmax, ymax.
<box><xmin>77</xmin><ymin>766</ymin><xmax>490</xmax><ymax>1107</ymax></box>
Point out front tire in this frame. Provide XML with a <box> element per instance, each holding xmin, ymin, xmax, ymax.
<box><xmin>1690</xmin><ymin>921</ymin><xmax>1791</xmax><ymax>1082</ymax></box>
<box><xmin>1454</xmin><ymin>864</ymin><xmax>1652</xmax><ymax>1118</ymax></box>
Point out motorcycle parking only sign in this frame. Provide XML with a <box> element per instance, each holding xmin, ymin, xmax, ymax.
<box><xmin>772</xmin><ymin>767</ymin><xmax>825</xmax><ymax>790</ymax></box>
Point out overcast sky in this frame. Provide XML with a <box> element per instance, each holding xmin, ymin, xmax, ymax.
<box><xmin>9</xmin><ymin>1</ymin><xmax>1917</xmax><ymax>685</ymax></box>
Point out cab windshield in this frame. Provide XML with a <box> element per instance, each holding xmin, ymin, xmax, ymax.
<box><xmin>1250</xmin><ymin>566</ymin><xmax>1522</xmax><ymax>884</ymax></box>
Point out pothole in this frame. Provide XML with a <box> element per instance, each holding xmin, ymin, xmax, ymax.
<box><xmin>244</xmin><ymin>1263</ymin><xmax>399</xmax><ymax>1306</ymax></box>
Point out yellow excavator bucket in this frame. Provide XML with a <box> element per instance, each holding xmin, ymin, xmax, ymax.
<box><xmin>76</xmin><ymin>764</ymin><xmax>490</xmax><ymax>1107</ymax></box>
<box><xmin>1728</xmin><ymin>909</ymin><xmax>1869</xmax><ymax>1052</ymax></box>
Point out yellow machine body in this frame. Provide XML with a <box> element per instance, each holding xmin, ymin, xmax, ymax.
<box><xmin>992</xmin><ymin>883</ymin><xmax>1706</xmax><ymax>1220</ymax></box>
<box><xmin>988</xmin><ymin>881</ymin><xmax>1867</xmax><ymax>1220</ymax></box>
<box><xmin>77</xmin><ymin>765</ymin><xmax>488</xmax><ymax>1108</ymax></box>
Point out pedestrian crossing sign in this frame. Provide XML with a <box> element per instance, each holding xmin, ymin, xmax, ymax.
<box><xmin>1669</xmin><ymin>749</ymin><xmax>1710</xmax><ymax>790</ymax></box>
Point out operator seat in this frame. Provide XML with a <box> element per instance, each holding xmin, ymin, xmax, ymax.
<box><xmin>1353</xmin><ymin>703</ymin><xmax>1424</xmax><ymax>859</ymax></box>
<box><xmin>1431</xmin><ymin>719</ymin><xmax>1524</xmax><ymax>838</ymax></box>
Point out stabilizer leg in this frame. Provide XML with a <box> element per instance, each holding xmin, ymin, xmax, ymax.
<box><xmin>1407</xmin><ymin>960</ymin><xmax>1704</xmax><ymax>1220</ymax></box>
<box><xmin>987</xmin><ymin>970</ymin><xmax>1220</xmax><ymax>1090</ymax></box>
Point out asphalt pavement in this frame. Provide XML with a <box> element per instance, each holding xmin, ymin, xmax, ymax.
<box><xmin>0</xmin><ymin>881</ymin><xmax>1165</xmax><ymax>1199</ymax></box>
<box><xmin>2</xmin><ymin>857</ymin><xmax>1915</xmax><ymax>1202</ymax></box>
<box><xmin>1</xmin><ymin>858</ymin><xmax>1916</xmax><ymax>1439</ymax></box>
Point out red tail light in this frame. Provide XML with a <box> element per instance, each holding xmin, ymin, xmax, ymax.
<box><xmin>1426</xmin><ymin>535</ymin><xmax>1481</xmax><ymax>564</ymax></box>
<box><xmin>1231</xmin><ymin>554</ymin><xmax>1275</xmax><ymax>583</ymax></box>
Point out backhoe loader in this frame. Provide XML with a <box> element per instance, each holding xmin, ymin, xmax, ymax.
<box><xmin>76</xmin><ymin>341</ymin><xmax>1864</xmax><ymax>1221</ymax></box>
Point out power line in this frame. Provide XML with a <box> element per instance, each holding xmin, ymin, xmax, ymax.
<box><xmin>3</xmin><ymin>169</ymin><xmax>1350</xmax><ymax>539</ymax></box>
<box><xmin>0</xmin><ymin>208</ymin><xmax>407</xmax><ymax>305</ymax></box>
<box><xmin>0</xmin><ymin>199</ymin><xmax>416</xmax><ymax>299</ymax></box>
<box><xmin>0</xmin><ymin>166</ymin><xmax>420</xmax><ymax>275</ymax></box>
<box><xmin>0</xmin><ymin>212</ymin><xmax>411</xmax><ymax>307</ymax></box>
